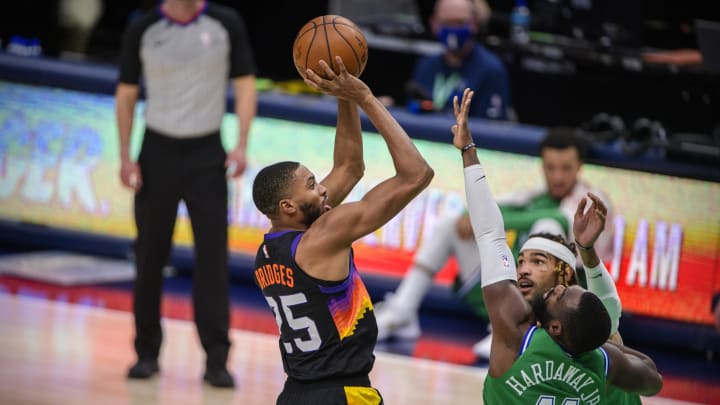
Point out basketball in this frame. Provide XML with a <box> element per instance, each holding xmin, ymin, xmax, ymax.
<box><xmin>293</xmin><ymin>15</ymin><xmax>368</xmax><ymax>79</ymax></box>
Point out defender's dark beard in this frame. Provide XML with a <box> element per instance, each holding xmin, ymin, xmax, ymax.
<box><xmin>299</xmin><ymin>202</ymin><xmax>322</xmax><ymax>228</ymax></box>
<box><xmin>530</xmin><ymin>294</ymin><xmax>550</xmax><ymax>326</ymax></box>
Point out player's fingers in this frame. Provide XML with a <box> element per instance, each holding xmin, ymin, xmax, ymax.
<box><xmin>453</xmin><ymin>95</ymin><xmax>459</xmax><ymax>114</ymax></box>
<box><xmin>303</xmin><ymin>76</ymin><xmax>320</xmax><ymax>90</ymax></box>
<box><xmin>595</xmin><ymin>209</ymin><xmax>606</xmax><ymax>224</ymax></box>
<box><xmin>464</xmin><ymin>88</ymin><xmax>473</xmax><ymax>101</ymax></box>
<box><xmin>463</xmin><ymin>90</ymin><xmax>474</xmax><ymax>112</ymax></box>
<box><xmin>575</xmin><ymin>196</ymin><xmax>587</xmax><ymax>218</ymax></box>
<box><xmin>304</xmin><ymin>68</ymin><xmax>320</xmax><ymax>82</ymax></box>
<box><xmin>334</xmin><ymin>56</ymin><xmax>348</xmax><ymax>74</ymax></box>
<box><xmin>317</xmin><ymin>59</ymin><xmax>335</xmax><ymax>78</ymax></box>
<box><xmin>588</xmin><ymin>192</ymin><xmax>607</xmax><ymax>213</ymax></box>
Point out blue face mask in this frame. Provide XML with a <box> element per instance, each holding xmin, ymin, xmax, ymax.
<box><xmin>437</xmin><ymin>25</ymin><xmax>473</xmax><ymax>51</ymax></box>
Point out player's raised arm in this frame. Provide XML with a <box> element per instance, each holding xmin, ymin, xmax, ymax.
<box><xmin>454</xmin><ymin>89</ymin><xmax>534</xmax><ymax>377</ymax></box>
<box><xmin>315</xmin><ymin>60</ymin><xmax>364</xmax><ymax>207</ymax></box>
<box><xmin>574</xmin><ymin>193</ymin><xmax>623</xmax><ymax>335</ymax></box>
<box><xmin>302</xmin><ymin>57</ymin><xmax>434</xmax><ymax>251</ymax></box>
<box><xmin>324</xmin><ymin>97</ymin><xmax>364</xmax><ymax>207</ymax></box>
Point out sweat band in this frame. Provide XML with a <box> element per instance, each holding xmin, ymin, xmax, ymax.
<box><xmin>520</xmin><ymin>237</ymin><xmax>577</xmax><ymax>269</ymax></box>
<box><xmin>585</xmin><ymin>262</ymin><xmax>622</xmax><ymax>334</ymax></box>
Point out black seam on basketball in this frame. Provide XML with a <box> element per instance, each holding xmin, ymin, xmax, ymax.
<box><xmin>322</xmin><ymin>16</ymin><xmax>334</xmax><ymax>75</ymax></box>
<box><xmin>294</xmin><ymin>26</ymin><xmax>315</xmax><ymax>70</ymax></box>
<box><xmin>304</xmin><ymin>23</ymin><xmax>319</xmax><ymax>73</ymax></box>
<box><xmin>296</xmin><ymin>24</ymin><xmax>318</xmax><ymax>40</ymax></box>
<box><xmin>328</xmin><ymin>16</ymin><xmax>364</xmax><ymax>35</ymax></box>
<box><xmin>331</xmin><ymin>22</ymin><xmax>362</xmax><ymax>72</ymax></box>
<box><xmin>319</xmin><ymin>23</ymin><xmax>364</xmax><ymax>37</ymax></box>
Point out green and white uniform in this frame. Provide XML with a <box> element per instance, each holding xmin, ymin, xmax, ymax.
<box><xmin>483</xmin><ymin>325</ymin><xmax>609</xmax><ymax>405</ymax></box>
<box><xmin>606</xmin><ymin>386</ymin><xmax>642</xmax><ymax>405</ymax></box>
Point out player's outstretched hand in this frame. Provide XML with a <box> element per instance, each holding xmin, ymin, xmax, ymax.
<box><xmin>451</xmin><ymin>88</ymin><xmax>474</xmax><ymax>150</ymax></box>
<box><xmin>303</xmin><ymin>56</ymin><xmax>371</xmax><ymax>103</ymax></box>
<box><xmin>573</xmin><ymin>192</ymin><xmax>608</xmax><ymax>248</ymax></box>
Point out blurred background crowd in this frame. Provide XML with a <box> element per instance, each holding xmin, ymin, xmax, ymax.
<box><xmin>1</xmin><ymin>0</ymin><xmax>719</xmax><ymax>144</ymax></box>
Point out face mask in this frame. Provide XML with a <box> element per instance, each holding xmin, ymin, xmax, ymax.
<box><xmin>437</xmin><ymin>25</ymin><xmax>473</xmax><ymax>51</ymax></box>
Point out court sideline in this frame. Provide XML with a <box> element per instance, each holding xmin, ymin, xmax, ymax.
<box><xmin>0</xmin><ymin>275</ymin><xmax>716</xmax><ymax>404</ymax></box>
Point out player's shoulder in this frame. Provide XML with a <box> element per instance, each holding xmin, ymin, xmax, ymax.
<box><xmin>124</xmin><ymin>9</ymin><xmax>163</xmax><ymax>37</ymax></box>
<box><xmin>301</xmin><ymin>203</ymin><xmax>359</xmax><ymax>248</ymax></box>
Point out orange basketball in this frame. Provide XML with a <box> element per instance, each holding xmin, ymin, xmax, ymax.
<box><xmin>293</xmin><ymin>15</ymin><xmax>368</xmax><ymax>79</ymax></box>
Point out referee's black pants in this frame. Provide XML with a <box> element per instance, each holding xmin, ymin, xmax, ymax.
<box><xmin>132</xmin><ymin>127</ymin><xmax>230</xmax><ymax>370</ymax></box>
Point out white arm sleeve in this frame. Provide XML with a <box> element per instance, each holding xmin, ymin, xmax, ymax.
<box><xmin>463</xmin><ymin>164</ymin><xmax>517</xmax><ymax>287</ymax></box>
<box><xmin>585</xmin><ymin>261</ymin><xmax>622</xmax><ymax>334</ymax></box>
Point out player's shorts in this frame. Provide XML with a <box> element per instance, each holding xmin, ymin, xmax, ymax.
<box><xmin>278</xmin><ymin>375</ymin><xmax>383</xmax><ymax>405</ymax></box>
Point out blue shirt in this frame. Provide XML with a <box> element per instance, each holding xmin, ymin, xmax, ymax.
<box><xmin>412</xmin><ymin>44</ymin><xmax>510</xmax><ymax>120</ymax></box>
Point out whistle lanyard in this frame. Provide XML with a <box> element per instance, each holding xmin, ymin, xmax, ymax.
<box><xmin>432</xmin><ymin>72</ymin><xmax>462</xmax><ymax>111</ymax></box>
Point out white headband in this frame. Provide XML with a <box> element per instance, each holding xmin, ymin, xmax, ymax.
<box><xmin>520</xmin><ymin>237</ymin><xmax>577</xmax><ymax>269</ymax></box>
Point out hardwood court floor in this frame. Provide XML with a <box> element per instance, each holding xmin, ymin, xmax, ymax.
<box><xmin>0</xmin><ymin>293</ymin><xmax>486</xmax><ymax>405</ymax></box>
<box><xmin>0</xmin><ymin>292</ymin><xmax>709</xmax><ymax>405</ymax></box>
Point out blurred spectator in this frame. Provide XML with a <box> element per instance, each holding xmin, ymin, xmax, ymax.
<box><xmin>408</xmin><ymin>0</ymin><xmax>510</xmax><ymax>119</ymax></box>
<box><xmin>59</xmin><ymin>0</ymin><xmax>103</xmax><ymax>55</ymax></box>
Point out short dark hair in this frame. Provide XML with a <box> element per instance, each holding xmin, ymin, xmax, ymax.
<box><xmin>539</xmin><ymin>127</ymin><xmax>589</xmax><ymax>161</ymax></box>
<box><xmin>252</xmin><ymin>161</ymin><xmax>300</xmax><ymax>216</ymax></box>
<box><xmin>564</xmin><ymin>291</ymin><xmax>611</xmax><ymax>355</ymax></box>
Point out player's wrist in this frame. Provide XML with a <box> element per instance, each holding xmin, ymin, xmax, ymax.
<box><xmin>461</xmin><ymin>142</ymin><xmax>476</xmax><ymax>153</ymax></box>
<box><xmin>574</xmin><ymin>239</ymin><xmax>593</xmax><ymax>250</ymax></box>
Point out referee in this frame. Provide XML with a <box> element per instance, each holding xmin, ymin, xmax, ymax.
<box><xmin>115</xmin><ymin>0</ymin><xmax>256</xmax><ymax>388</ymax></box>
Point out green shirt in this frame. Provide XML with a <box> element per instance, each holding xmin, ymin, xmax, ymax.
<box><xmin>606</xmin><ymin>384</ymin><xmax>642</xmax><ymax>405</ymax></box>
<box><xmin>483</xmin><ymin>326</ymin><xmax>608</xmax><ymax>405</ymax></box>
<box><xmin>499</xmin><ymin>193</ymin><xmax>569</xmax><ymax>257</ymax></box>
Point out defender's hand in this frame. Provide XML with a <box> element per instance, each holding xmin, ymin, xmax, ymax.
<box><xmin>573</xmin><ymin>192</ymin><xmax>607</xmax><ymax>248</ymax></box>
<box><xmin>451</xmin><ymin>88</ymin><xmax>474</xmax><ymax>150</ymax></box>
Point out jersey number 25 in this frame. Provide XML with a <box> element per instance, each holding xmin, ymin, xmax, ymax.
<box><xmin>266</xmin><ymin>293</ymin><xmax>322</xmax><ymax>353</ymax></box>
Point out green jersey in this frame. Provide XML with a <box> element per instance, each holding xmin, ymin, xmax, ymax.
<box><xmin>483</xmin><ymin>326</ymin><xmax>608</xmax><ymax>405</ymax></box>
<box><xmin>606</xmin><ymin>385</ymin><xmax>642</xmax><ymax>405</ymax></box>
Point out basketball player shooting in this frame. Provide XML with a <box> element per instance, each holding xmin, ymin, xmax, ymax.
<box><xmin>451</xmin><ymin>88</ymin><xmax>662</xmax><ymax>404</ymax></box>
<box><xmin>251</xmin><ymin>56</ymin><xmax>433</xmax><ymax>404</ymax></box>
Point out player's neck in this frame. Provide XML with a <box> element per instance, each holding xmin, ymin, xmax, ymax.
<box><xmin>163</xmin><ymin>0</ymin><xmax>204</xmax><ymax>21</ymax></box>
<box><xmin>269</xmin><ymin>220</ymin><xmax>308</xmax><ymax>234</ymax></box>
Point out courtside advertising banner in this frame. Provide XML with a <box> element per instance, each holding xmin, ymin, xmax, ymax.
<box><xmin>1</xmin><ymin>81</ymin><xmax>718</xmax><ymax>325</ymax></box>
